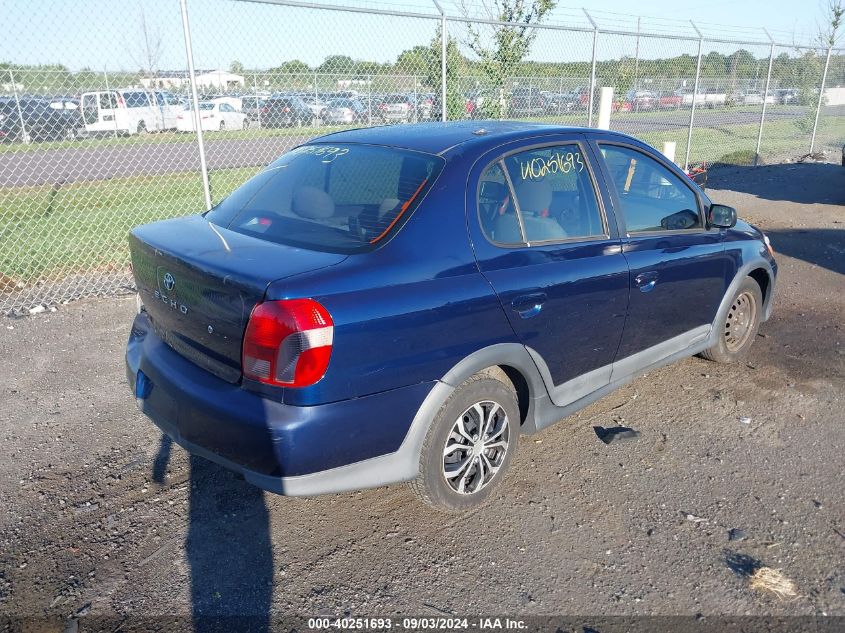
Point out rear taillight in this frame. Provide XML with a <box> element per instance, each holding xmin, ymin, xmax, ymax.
<box><xmin>283</xmin><ymin>107</ymin><xmax>290</xmax><ymax>113</ymax></box>
<box><xmin>242</xmin><ymin>299</ymin><xmax>333</xmax><ymax>388</ymax></box>
<box><xmin>261</xmin><ymin>106</ymin><xmax>269</xmax><ymax>113</ymax></box>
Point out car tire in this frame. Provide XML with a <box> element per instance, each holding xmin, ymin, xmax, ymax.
<box><xmin>63</xmin><ymin>126</ymin><xmax>76</xmax><ymax>141</ymax></box>
<box><xmin>219</xmin><ymin>121</ymin><xmax>225</xmax><ymax>131</ymax></box>
<box><xmin>409</xmin><ymin>371</ymin><xmax>519</xmax><ymax>512</ymax></box>
<box><xmin>242</xmin><ymin>119</ymin><xmax>249</xmax><ymax>130</ymax></box>
<box><xmin>137</xmin><ymin>121</ymin><xmax>147</xmax><ymax>135</ymax></box>
<box><xmin>700</xmin><ymin>277</ymin><xmax>763</xmax><ymax>364</ymax></box>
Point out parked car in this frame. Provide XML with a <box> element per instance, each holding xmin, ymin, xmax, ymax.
<box><xmin>153</xmin><ymin>91</ymin><xmax>184</xmax><ymax>130</ymax></box>
<box><xmin>625</xmin><ymin>90</ymin><xmax>658</xmax><ymax>111</ymax></box>
<box><xmin>737</xmin><ymin>91</ymin><xmax>775</xmax><ymax>106</ymax></box>
<box><xmin>80</xmin><ymin>89</ymin><xmax>159</xmax><ymax>135</ymax></box>
<box><xmin>48</xmin><ymin>96</ymin><xmax>84</xmax><ymax>134</ymax></box>
<box><xmin>774</xmin><ymin>88</ymin><xmax>800</xmax><ymax>105</ymax></box>
<box><xmin>543</xmin><ymin>92</ymin><xmax>577</xmax><ymax>114</ymax></box>
<box><xmin>175</xmin><ymin>101</ymin><xmax>248</xmax><ymax>132</ymax></box>
<box><xmin>378</xmin><ymin>94</ymin><xmax>414</xmax><ymax>123</ymax></box>
<box><xmin>126</xmin><ymin>121</ymin><xmax>777</xmax><ymax>511</ymax></box>
<box><xmin>240</xmin><ymin>95</ymin><xmax>266</xmax><ymax>122</ymax></box>
<box><xmin>509</xmin><ymin>87</ymin><xmax>546</xmax><ymax>116</ymax></box>
<box><xmin>301</xmin><ymin>95</ymin><xmax>328</xmax><ymax>121</ymax></box>
<box><xmin>324</xmin><ymin>98</ymin><xmax>367</xmax><ymax>125</ymax></box>
<box><xmin>0</xmin><ymin>97</ymin><xmax>83</xmax><ymax>142</ymax></box>
<box><xmin>210</xmin><ymin>95</ymin><xmax>243</xmax><ymax>112</ymax></box>
<box><xmin>260</xmin><ymin>95</ymin><xmax>315</xmax><ymax>128</ymax></box>
<box><xmin>657</xmin><ymin>92</ymin><xmax>683</xmax><ymax>109</ymax></box>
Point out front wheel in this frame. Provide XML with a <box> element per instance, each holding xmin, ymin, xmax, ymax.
<box><xmin>242</xmin><ymin>118</ymin><xmax>249</xmax><ymax>130</ymax></box>
<box><xmin>410</xmin><ymin>372</ymin><xmax>519</xmax><ymax>512</ymax></box>
<box><xmin>700</xmin><ymin>278</ymin><xmax>763</xmax><ymax>363</ymax></box>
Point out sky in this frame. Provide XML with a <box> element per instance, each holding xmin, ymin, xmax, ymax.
<box><xmin>0</xmin><ymin>0</ymin><xmax>835</xmax><ymax>73</ymax></box>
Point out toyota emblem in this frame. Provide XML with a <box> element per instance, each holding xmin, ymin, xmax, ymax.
<box><xmin>163</xmin><ymin>272</ymin><xmax>175</xmax><ymax>291</ymax></box>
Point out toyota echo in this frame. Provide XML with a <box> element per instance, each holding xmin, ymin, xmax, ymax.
<box><xmin>126</xmin><ymin>121</ymin><xmax>777</xmax><ymax>511</ymax></box>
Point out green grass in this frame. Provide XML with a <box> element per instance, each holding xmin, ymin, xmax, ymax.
<box><xmin>0</xmin><ymin>167</ymin><xmax>258</xmax><ymax>282</ymax></box>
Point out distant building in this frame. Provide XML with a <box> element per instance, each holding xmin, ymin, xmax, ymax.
<box><xmin>141</xmin><ymin>70</ymin><xmax>244</xmax><ymax>91</ymax></box>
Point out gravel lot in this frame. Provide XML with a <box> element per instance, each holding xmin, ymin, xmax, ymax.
<box><xmin>0</xmin><ymin>162</ymin><xmax>843</xmax><ymax>631</ymax></box>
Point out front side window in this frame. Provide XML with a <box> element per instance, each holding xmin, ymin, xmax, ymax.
<box><xmin>207</xmin><ymin>144</ymin><xmax>443</xmax><ymax>253</ymax></box>
<box><xmin>600</xmin><ymin>144</ymin><xmax>701</xmax><ymax>233</ymax></box>
<box><xmin>478</xmin><ymin>143</ymin><xmax>606</xmax><ymax>245</ymax></box>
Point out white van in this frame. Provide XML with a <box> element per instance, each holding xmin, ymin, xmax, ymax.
<box><xmin>80</xmin><ymin>89</ymin><xmax>160</xmax><ymax>135</ymax></box>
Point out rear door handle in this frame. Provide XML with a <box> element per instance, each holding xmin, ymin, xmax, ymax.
<box><xmin>634</xmin><ymin>271</ymin><xmax>659</xmax><ymax>293</ymax></box>
<box><xmin>511</xmin><ymin>292</ymin><xmax>547</xmax><ymax>319</ymax></box>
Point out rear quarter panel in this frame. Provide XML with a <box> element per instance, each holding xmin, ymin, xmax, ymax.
<box><xmin>264</xmin><ymin>179</ymin><xmax>520</xmax><ymax>407</ymax></box>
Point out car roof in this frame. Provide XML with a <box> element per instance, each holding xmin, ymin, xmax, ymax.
<box><xmin>312</xmin><ymin>120</ymin><xmax>636</xmax><ymax>156</ymax></box>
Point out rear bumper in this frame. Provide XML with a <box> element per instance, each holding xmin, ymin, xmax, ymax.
<box><xmin>126</xmin><ymin>312</ymin><xmax>435</xmax><ymax>495</ymax></box>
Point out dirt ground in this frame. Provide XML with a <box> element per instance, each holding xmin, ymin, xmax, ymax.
<box><xmin>0</xmin><ymin>161</ymin><xmax>843</xmax><ymax>631</ymax></box>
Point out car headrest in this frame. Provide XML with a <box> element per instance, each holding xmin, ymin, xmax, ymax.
<box><xmin>515</xmin><ymin>179</ymin><xmax>553</xmax><ymax>215</ymax></box>
<box><xmin>291</xmin><ymin>186</ymin><xmax>335</xmax><ymax>220</ymax></box>
<box><xmin>378</xmin><ymin>198</ymin><xmax>400</xmax><ymax>218</ymax></box>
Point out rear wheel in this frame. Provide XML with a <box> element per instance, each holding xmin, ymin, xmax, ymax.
<box><xmin>136</xmin><ymin>121</ymin><xmax>147</xmax><ymax>135</ymax></box>
<box><xmin>242</xmin><ymin>118</ymin><xmax>249</xmax><ymax>130</ymax></box>
<box><xmin>410</xmin><ymin>372</ymin><xmax>519</xmax><ymax>512</ymax></box>
<box><xmin>219</xmin><ymin>120</ymin><xmax>225</xmax><ymax>131</ymax></box>
<box><xmin>701</xmin><ymin>278</ymin><xmax>763</xmax><ymax>363</ymax></box>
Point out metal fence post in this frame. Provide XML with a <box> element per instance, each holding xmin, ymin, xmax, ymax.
<box><xmin>9</xmin><ymin>69</ymin><xmax>29</xmax><ymax>144</ymax></box>
<box><xmin>179</xmin><ymin>0</ymin><xmax>212</xmax><ymax>211</ymax></box>
<box><xmin>684</xmin><ymin>22</ymin><xmax>704</xmax><ymax>171</ymax></box>
<box><xmin>584</xmin><ymin>9</ymin><xmax>598</xmax><ymax>127</ymax></box>
<box><xmin>754</xmin><ymin>30</ymin><xmax>775</xmax><ymax>166</ymax></box>
<box><xmin>441</xmin><ymin>13</ymin><xmax>448</xmax><ymax>121</ymax></box>
<box><xmin>809</xmin><ymin>46</ymin><xmax>833</xmax><ymax>155</ymax></box>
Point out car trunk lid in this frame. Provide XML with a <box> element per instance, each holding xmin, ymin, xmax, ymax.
<box><xmin>129</xmin><ymin>215</ymin><xmax>346</xmax><ymax>383</ymax></box>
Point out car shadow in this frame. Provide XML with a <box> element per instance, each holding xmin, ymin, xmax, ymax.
<box><xmin>186</xmin><ymin>455</ymin><xmax>274</xmax><ymax>632</ymax></box>
<box><xmin>150</xmin><ymin>436</ymin><xmax>274</xmax><ymax>632</ymax></box>
<box><xmin>707</xmin><ymin>162</ymin><xmax>845</xmax><ymax>205</ymax></box>
<box><xmin>765</xmin><ymin>228</ymin><xmax>845</xmax><ymax>275</ymax></box>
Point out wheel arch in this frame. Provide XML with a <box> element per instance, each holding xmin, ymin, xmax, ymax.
<box><xmin>709</xmin><ymin>257</ymin><xmax>776</xmax><ymax>348</ymax></box>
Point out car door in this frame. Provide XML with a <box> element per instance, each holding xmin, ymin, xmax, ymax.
<box><xmin>591</xmin><ymin>139</ymin><xmax>730</xmax><ymax>375</ymax></box>
<box><xmin>468</xmin><ymin>136</ymin><xmax>630</xmax><ymax>407</ymax></box>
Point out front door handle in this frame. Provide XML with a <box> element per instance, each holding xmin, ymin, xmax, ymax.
<box><xmin>634</xmin><ymin>271</ymin><xmax>659</xmax><ymax>293</ymax></box>
<box><xmin>511</xmin><ymin>292</ymin><xmax>547</xmax><ymax>319</ymax></box>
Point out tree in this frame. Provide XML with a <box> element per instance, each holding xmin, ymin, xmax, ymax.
<box><xmin>817</xmin><ymin>0</ymin><xmax>844</xmax><ymax>46</ymax></box>
<box><xmin>396</xmin><ymin>46</ymin><xmax>432</xmax><ymax>76</ymax></box>
<box><xmin>460</xmin><ymin>0</ymin><xmax>557</xmax><ymax>117</ymax></box>
<box><xmin>229</xmin><ymin>60</ymin><xmax>245</xmax><ymax>75</ymax></box>
<box><xmin>427</xmin><ymin>25</ymin><xmax>465</xmax><ymax>119</ymax></box>
<box><xmin>318</xmin><ymin>55</ymin><xmax>355</xmax><ymax>76</ymax></box>
<box><xmin>130</xmin><ymin>5</ymin><xmax>163</xmax><ymax>82</ymax></box>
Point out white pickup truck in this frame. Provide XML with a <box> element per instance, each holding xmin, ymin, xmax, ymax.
<box><xmin>676</xmin><ymin>89</ymin><xmax>727</xmax><ymax>108</ymax></box>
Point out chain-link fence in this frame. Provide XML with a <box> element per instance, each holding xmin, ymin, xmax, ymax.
<box><xmin>1</xmin><ymin>0</ymin><xmax>843</xmax><ymax>314</ymax></box>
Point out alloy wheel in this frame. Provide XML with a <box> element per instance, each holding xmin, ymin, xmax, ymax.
<box><xmin>442</xmin><ymin>400</ymin><xmax>509</xmax><ymax>495</ymax></box>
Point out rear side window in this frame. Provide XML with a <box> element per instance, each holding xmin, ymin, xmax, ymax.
<box><xmin>479</xmin><ymin>143</ymin><xmax>606</xmax><ymax>245</ymax></box>
<box><xmin>599</xmin><ymin>144</ymin><xmax>701</xmax><ymax>233</ymax></box>
<box><xmin>207</xmin><ymin>144</ymin><xmax>443</xmax><ymax>253</ymax></box>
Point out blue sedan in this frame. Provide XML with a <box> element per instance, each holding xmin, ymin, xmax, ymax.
<box><xmin>126</xmin><ymin>121</ymin><xmax>777</xmax><ymax>511</ymax></box>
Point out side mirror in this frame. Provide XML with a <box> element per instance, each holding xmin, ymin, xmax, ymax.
<box><xmin>708</xmin><ymin>204</ymin><xmax>737</xmax><ymax>229</ymax></box>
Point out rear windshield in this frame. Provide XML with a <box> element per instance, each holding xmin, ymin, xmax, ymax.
<box><xmin>207</xmin><ymin>144</ymin><xmax>444</xmax><ymax>253</ymax></box>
